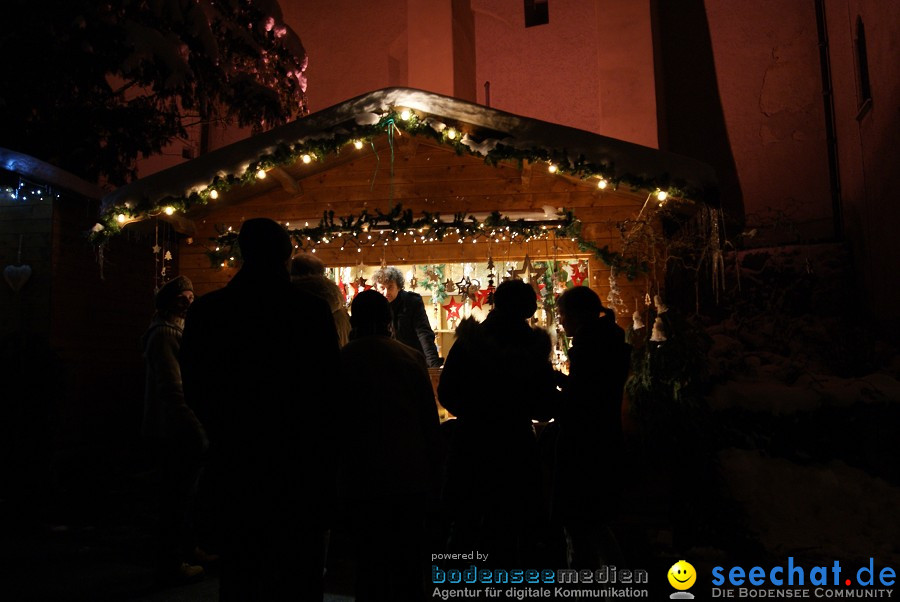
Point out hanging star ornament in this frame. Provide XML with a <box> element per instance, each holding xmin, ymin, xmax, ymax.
<box><xmin>507</xmin><ymin>255</ymin><xmax>532</xmax><ymax>280</ymax></box>
<box><xmin>409</xmin><ymin>275</ymin><xmax>418</xmax><ymax>290</ymax></box>
<box><xmin>426</xmin><ymin>269</ymin><xmax>440</xmax><ymax>283</ymax></box>
<box><xmin>455</xmin><ymin>276</ymin><xmax>471</xmax><ymax>296</ymax></box>
<box><xmin>442</xmin><ymin>296</ymin><xmax>464</xmax><ymax>320</ymax></box>
<box><xmin>350</xmin><ymin>276</ymin><xmax>371</xmax><ymax>295</ymax></box>
<box><xmin>473</xmin><ymin>288</ymin><xmax>491</xmax><ymax>310</ymax></box>
<box><xmin>508</xmin><ymin>254</ymin><xmax>546</xmax><ymax>283</ymax></box>
<box><xmin>151</xmin><ymin>244</ymin><xmax>161</xmax><ymax>254</ymax></box>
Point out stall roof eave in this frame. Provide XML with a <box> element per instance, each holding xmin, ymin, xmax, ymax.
<box><xmin>101</xmin><ymin>87</ymin><xmax>718</xmax><ymax>212</ymax></box>
<box><xmin>1</xmin><ymin>147</ymin><xmax>106</xmax><ymax>200</ymax></box>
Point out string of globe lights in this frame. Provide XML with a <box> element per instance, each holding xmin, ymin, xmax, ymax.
<box><xmin>90</xmin><ymin>105</ymin><xmax>692</xmax><ymax>250</ymax></box>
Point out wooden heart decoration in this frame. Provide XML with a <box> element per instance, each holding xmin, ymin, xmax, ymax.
<box><xmin>3</xmin><ymin>264</ymin><xmax>32</xmax><ymax>293</ymax></box>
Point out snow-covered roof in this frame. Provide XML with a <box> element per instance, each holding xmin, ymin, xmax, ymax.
<box><xmin>1</xmin><ymin>147</ymin><xmax>105</xmax><ymax>200</ymax></box>
<box><xmin>102</xmin><ymin>87</ymin><xmax>717</xmax><ymax>211</ymax></box>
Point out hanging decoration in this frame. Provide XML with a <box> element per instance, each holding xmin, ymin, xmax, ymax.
<box><xmin>350</xmin><ymin>276</ymin><xmax>371</xmax><ymax>296</ymax></box>
<box><xmin>419</xmin><ymin>264</ymin><xmax>448</xmax><ymax>303</ymax></box>
<box><xmin>506</xmin><ymin>254</ymin><xmax>545</xmax><ymax>287</ymax></box>
<box><xmin>607</xmin><ymin>267</ymin><xmax>626</xmax><ymax>314</ymax></box>
<box><xmin>650</xmin><ymin>317</ymin><xmax>667</xmax><ymax>342</ymax></box>
<box><xmin>569</xmin><ymin>261</ymin><xmax>588</xmax><ymax>287</ymax></box>
<box><xmin>472</xmin><ymin>288</ymin><xmax>491</xmax><ymax>310</ymax></box>
<box><xmin>654</xmin><ymin>294</ymin><xmax>669</xmax><ymax>315</ymax></box>
<box><xmin>455</xmin><ymin>276</ymin><xmax>480</xmax><ymax>302</ymax></box>
<box><xmin>442</xmin><ymin>296</ymin><xmax>464</xmax><ymax>320</ymax></box>
<box><xmin>632</xmin><ymin>299</ymin><xmax>645</xmax><ymax>330</ymax></box>
<box><xmin>3</xmin><ymin>235</ymin><xmax>32</xmax><ymax>293</ymax></box>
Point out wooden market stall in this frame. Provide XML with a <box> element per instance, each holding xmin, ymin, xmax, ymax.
<box><xmin>98</xmin><ymin>88</ymin><xmax>717</xmax><ymax>362</ymax></box>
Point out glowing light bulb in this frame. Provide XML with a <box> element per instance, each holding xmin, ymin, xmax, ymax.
<box><xmin>256</xmin><ymin>169</ymin><xmax>267</xmax><ymax>179</ymax></box>
<box><xmin>301</xmin><ymin>154</ymin><xmax>312</xmax><ymax>164</ymax></box>
<box><xmin>117</xmin><ymin>214</ymin><xmax>126</xmax><ymax>223</ymax></box>
<box><xmin>209</xmin><ymin>189</ymin><xmax>219</xmax><ymax>199</ymax></box>
<box><xmin>447</xmin><ymin>128</ymin><xmax>458</xmax><ymax>140</ymax></box>
<box><xmin>399</xmin><ymin>109</ymin><xmax>412</xmax><ymax>120</ymax></box>
<box><xmin>353</xmin><ymin>140</ymin><xmax>364</xmax><ymax>149</ymax></box>
<box><xmin>548</xmin><ymin>164</ymin><xmax>558</xmax><ymax>174</ymax></box>
<box><xmin>164</xmin><ymin>206</ymin><xmax>175</xmax><ymax>216</ymax></box>
<box><xmin>597</xmin><ymin>179</ymin><xmax>608</xmax><ymax>190</ymax></box>
<box><xmin>657</xmin><ymin>190</ymin><xmax>668</xmax><ymax>201</ymax></box>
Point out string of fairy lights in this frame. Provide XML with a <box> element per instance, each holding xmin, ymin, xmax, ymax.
<box><xmin>203</xmin><ymin>203</ymin><xmax>651</xmax><ymax>278</ymax></box>
<box><xmin>2</xmin><ymin>179</ymin><xmax>61</xmax><ymax>202</ymax></box>
<box><xmin>209</xmin><ymin>205</ymin><xmax>570</xmax><ymax>262</ymax></box>
<box><xmin>90</xmin><ymin>105</ymin><xmax>694</xmax><ymax>272</ymax></box>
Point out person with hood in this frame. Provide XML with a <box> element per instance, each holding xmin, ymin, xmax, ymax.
<box><xmin>336</xmin><ymin>289</ymin><xmax>443</xmax><ymax>601</ymax></box>
<box><xmin>141</xmin><ymin>275</ymin><xmax>209</xmax><ymax>583</ymax></box>
<box><xmin>554</xmin><ymin>285</ymin><xmax>631</xmax><ymax>569</ymax></box>
<box><xmin>291</xmin><ymin>253</ymin><xmax>351</xmax><ymax>347</ymax></box>
<box><xmin>180</xmin><ymin>218</ymin><xmax>340</xmax><ymax>600</ymax></box>
<box><xmin>437</xmin><ymin>279</ymin><xmax>557</xmax><ymax>566</ymax></box>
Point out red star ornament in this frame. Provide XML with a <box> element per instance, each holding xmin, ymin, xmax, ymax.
<box><xmin>472</xmin><ymin>288</ymin><xmax>491</xmax><ymax>310</ymax></box>
<box><xmin>350</xmin><ymin>276</ymin><xmax>371</xmax><ymax>295</ymax></box>
<box><xmin>442</xmin><ymin>296</ymin><xmax>464</xmax><ymax>320</ymax></box>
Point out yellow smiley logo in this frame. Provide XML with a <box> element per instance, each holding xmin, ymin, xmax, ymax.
<box><xmin>668</xmin><ymin>560</ymin><xmax>697</xmax><ymax>590</ymax></box>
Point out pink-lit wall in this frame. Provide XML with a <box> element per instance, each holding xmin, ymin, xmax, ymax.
<box><xmin>472</xmin><ymin>0</ymin><xmax>658</xmax><ymax>147</ymax></box>
<box><xmin>130</xmin><ymin>0</ymin><xmax>899</xmax><ymax>326</ymax></box>
<box><xmin>824</xmin><ymin>0</ymin><xmax>900</xmax><ymax>330</ymax></box>
<box><xmin>704</xmin><ymin>1</ymin><xmax>833</xmax><ymax>239</ymax></box>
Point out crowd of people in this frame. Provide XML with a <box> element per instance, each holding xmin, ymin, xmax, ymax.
<box><xmin>141</xmin><ymin>217</ymin><xmax>631</xmax><ymax>601</ymax></box>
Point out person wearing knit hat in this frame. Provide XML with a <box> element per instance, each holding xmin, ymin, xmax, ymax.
<box><xmin>142</xmin><ymin>275</ymin><xmax>210</xmax><ymax>583</ymax></box>
<box><xmin>154</xmin><ymin>275</ymin><xmax>194</xmax><ymax>319</ymax></box>
<box><xmin>291</xmin><ymin>254</ymin><xmax>351</xmax><ymax>347</ymax></box>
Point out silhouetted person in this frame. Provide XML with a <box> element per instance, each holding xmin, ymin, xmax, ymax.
<box><xmin>141</xmin><ymin>275</ymin><xmax>209</xmax><ymax>582</ymax></box>
<box><xmin>438</xmin><ymin>279</ymin><xmax>557</xmax><ymax>566</ymax></box>
<box><xmin>291</xmin><ymin>253</ymin><xmax>351</xmax><ymax>347</ymax></box>
<box><xmin>373</xmin><ymin>266</ymin><xmax>443</xmax><ymax>367</ymax></box>
<box><xmin>180</xmin><ymin>218</ymin><xmax>340</xmax><ymax>601</ymax></box>
<box><xmin>336</xmin><ymin>290</ymin><xmax>443</xmax><ymax>601</ymax></box>
<box><xmin>554</xmin><ymin>286</ymin><xmax>631</xmax><ymax>570</ymax></box>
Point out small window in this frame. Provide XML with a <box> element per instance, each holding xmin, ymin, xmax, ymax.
<box><xmin>524</xmin><ymin>0</ymin><xmax>549</xmax><ymax>27</ymax></box>
<box><xmin>855</xmin><ymin>17</ymin><xmax>872</xmax><ymax>113</ymax></box>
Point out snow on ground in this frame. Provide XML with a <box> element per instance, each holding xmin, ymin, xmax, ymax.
<box><xmin>718</xmin><ymin>447</ymin><xmax>900</xmax><ymax>564</ymax></box>
<box><xmin>709</xmin><ymin>372</ymin><xmax>900</xmax><ymax>414</ymax></box>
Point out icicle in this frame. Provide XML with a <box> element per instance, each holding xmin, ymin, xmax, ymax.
<box><xmin>607</xmin><ymin>267</ymin><xmax>625</xmax><ymax>312</ymax></box>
